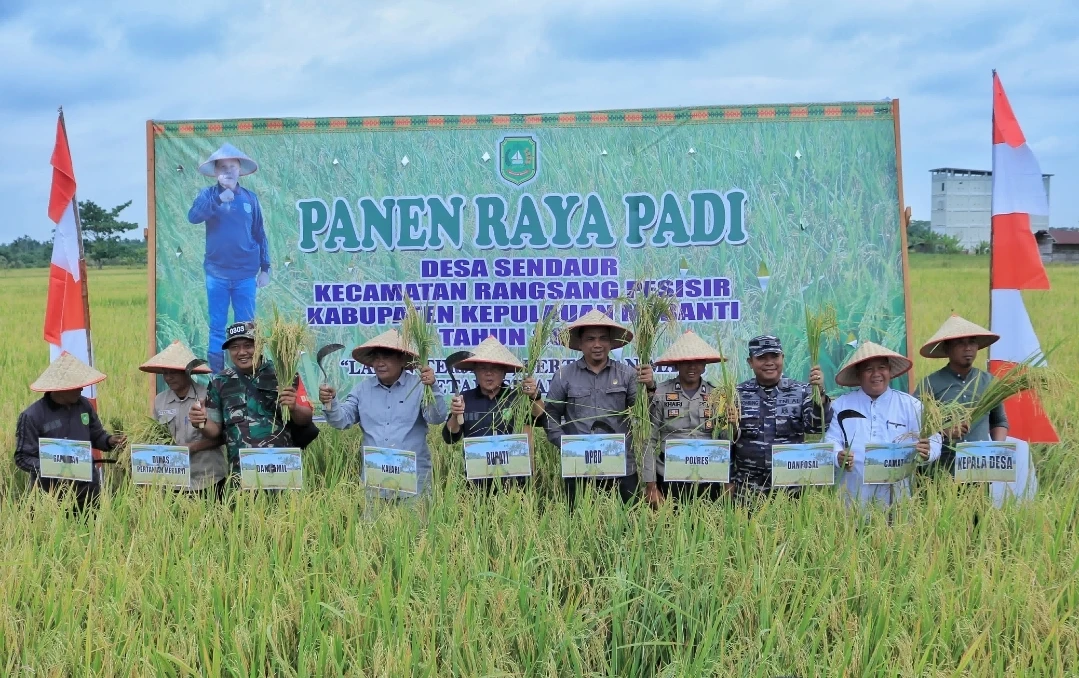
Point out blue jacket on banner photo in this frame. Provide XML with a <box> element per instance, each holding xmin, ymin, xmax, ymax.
<box><xmin>187</xmin><ymin>184</ymin><xmax>270</xmax><ymax>280</ymax></box>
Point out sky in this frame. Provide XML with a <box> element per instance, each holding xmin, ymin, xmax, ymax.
<box><xmin>1</xmin><ymin>0</ymin><xmax>1076</xmax><ymax>244</ymax></box>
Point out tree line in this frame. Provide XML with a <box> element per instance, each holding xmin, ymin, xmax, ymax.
<box><xmin>0</xmin><ymin>200</ymin><xmax>146</xmax><ymax>269</ymax></box>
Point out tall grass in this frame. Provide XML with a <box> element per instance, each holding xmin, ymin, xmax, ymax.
<box><xmin>0</xmin><ymin>258</ymin><xmax>1077</xmax><ymax>675</ymax></box>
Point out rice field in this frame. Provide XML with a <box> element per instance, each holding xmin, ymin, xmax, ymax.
<box><xmin>0</xmin><ymin>255</ymin><xmax>1077</xmax><ymax>676</ymax></box>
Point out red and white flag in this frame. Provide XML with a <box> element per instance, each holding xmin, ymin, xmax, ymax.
<box><xmin>988</xmin><ymin>72</ymin><xmax>1057</xmax><ymax>443</ymax></box>
<box><xmin>45</xmin><ymin>113</ymin><xmax>96</xmax><ymax>401</ymax></box>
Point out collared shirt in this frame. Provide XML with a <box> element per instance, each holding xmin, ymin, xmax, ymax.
<box><xmin>442</xmin><ymin>385</ymin><xmax>517</xmax><ymax>443</ymax></box>
<box><xmin>917</xmin><ymin>366</ymin><xmax>1008</xmax><ymax>470</ymax></box>
<box><xmin>14</xmin><ymin>394</ymin><xmax>114</xmax><ymax>482</ymax></box>
<box><xmin>205</xmin><ymin>360</ymin><xmax>296</xmax><ymax>465</ymax></box>
<box><xmin>643</xmin><ymin>377</ymin><xmax>723</xmax><ymax>482</ymax></box>
<box><xmin>825</xmin><ymin>388</ymin><xmax>942</xmax><ymax>507</ymax></box>
<box><xmin>154</xmin><ymin>383</ymin><xmax>229</xmax><ymax>490</ymax></box>
<box><xmin>542</xmin><ymin>357</ymin><xmax>641</xmax><ymax>476</ymax></box>
<box><xmin>731</xmin><ymin>376</ymin><xmax>830</xmax><ymax>494</ymax></box>
<box><xmin>324</xmin><ymin>370</ymin><xmax>448</xmax><ymax>498</ymax></box>
<box><xmin>187</xmin><ymin>184</ymin><xmax>270</xmax><ymax>280</ymax></box>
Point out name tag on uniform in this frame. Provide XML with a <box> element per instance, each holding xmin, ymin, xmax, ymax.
<box><xmin>560</xmin><ymin>433</ymin><xmax>627</xmax><ymax>478</ymax></box>
<box><xmin>131</xmin><ymin>444</ymin><xmax>191</xmax><ymax>489</ymax></box>
<box><xmin>362</xmin><ymin>447</ymin><xmax>418</xmax><ymax>495</ymax></box>
<box><xmin>239</xmin><ymin>447</ymin><xmax>303</xmax><ymax>490</ymax></box>
<box><xmin>38</xmin><ymin>438</ymin><xmax>93</xmax><ymax>482</ymax></box>
<box><xmin>463</xmin><ymin>433</ymin><xmax>532</xmax><ymax>480</ymax></box>
<box><xmin>863</xmin><ymin>443</ymin><xmax>917</xmax><ymax>485</ymax></box>
<box><xmin>771</xmin><ymin>443</ymin><xmax>836</xmax><ymax>487</ymax></box>
<box><xmin>663</xmin><ymin>439</ymin><xmax>730</xmax><ymax>483</ymax></box>
<box><xmin>954</xmin><ymin>441</ymin><xmax>1017</xmax><ymax>483</ymax></box>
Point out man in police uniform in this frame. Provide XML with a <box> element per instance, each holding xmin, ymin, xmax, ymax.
<box><xmin>730</xmin><ymin>335</ymin><xmax>830</xmax><ymax>500</ymax></box>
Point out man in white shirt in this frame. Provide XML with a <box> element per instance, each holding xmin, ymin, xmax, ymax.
<box><xmin>825</xmin><ymin>342</ymin><xmax>941</xmax><ymax>508</ymax></box>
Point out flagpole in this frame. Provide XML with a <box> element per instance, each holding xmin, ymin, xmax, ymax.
<box><xmin>987</xmin><ymin>72</ymin><xmax>995</xmax><ymax>346</ymax></box>
<box><xmin>57</xmin><ymin>106</ymin><xmax>95</xmax><ymax>372</ymax></box>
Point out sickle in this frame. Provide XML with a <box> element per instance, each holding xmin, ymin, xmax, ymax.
<box><xmin>444</xmin><ymin>350</ymin><xmax>475</xmax><ymax>426</ymax></box>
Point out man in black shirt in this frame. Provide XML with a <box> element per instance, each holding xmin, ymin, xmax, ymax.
<box><xmin>444</xmin><ymin>336</ymin><xmax>540</xmax><ymax>490</ymax></box>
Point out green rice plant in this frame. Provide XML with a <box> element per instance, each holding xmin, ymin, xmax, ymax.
<box><xmin>805</xmin><ymin>304</ymin><xmax>839</xmax><ymax>407</ymax></box>
<box><xmin>260</xmin><ymin>305</ymin><xmax>312</xmax><ymax>424</ymax></box>
<box><xmin>967</xmin><ymin>354</ymin><xmax>1071</xmax><ymax>427</ymax></box>
<box><xmin>619</xmin><ymin>283</ymin><xmax>680</xmax><ymax>471</ymax></box>
<box><xmin>511</xmin><ymin>304</ymin><xmax>561</xmax><ymax>434</ymax></box>
<box><xmin>706</xmin><ymin>348</ymin><xmax>741</xmax><ymax>440</ymax></box>
<box><xmin>401</xmin><ymin>293</ymin><xmax>438</xmax><ymax>407</ymax></box>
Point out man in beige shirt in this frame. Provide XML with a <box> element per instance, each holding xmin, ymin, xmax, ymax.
<box><xmin>141</xmin><ymin>341</ymin><xmax>229</xmax><ymax>497</ymax></box>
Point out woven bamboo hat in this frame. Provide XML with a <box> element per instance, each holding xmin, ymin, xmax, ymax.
<box><xmin>198</xmin><ymin>143</ymin><xmax>258</xmax><ymax>177</ymax></box>
<box><xmin>30</xmin><ymin>352</ymin><xmax>106</xmax><ymax>393</ymax></box>
<box><xmin>835</xmin><ymin>341</ymin><xmax>912</xmax><ymax>387</ymax></box>
<box><xmin>655</xmin><ymin>330</ymin><xmax>725</xmax><ymax>366</ymax></box>
<box><xmin>140</xmin><ymin>340</ymin><xmax>211</xmax><ymax>374</ymax></box>
<box><xmin>565</xmin><ymin>310</ymin><xmax>633</xmax><ymax>350</ymax></box>
<box><xmin>919</xmin><ymin>314</ymin><xmax>999</xmax><ymax>359</ymax></box>
<box><xmin>458</xmin><ymin>336</ymin><xmax>524</xmax><ymax>372</ymax></box>
<box><xmin>351</xmin><ymin>329</ymin><xmax>418</xmax><ymax>366</ymax></box>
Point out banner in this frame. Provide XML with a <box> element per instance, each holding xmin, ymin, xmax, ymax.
<box><xmin>362</xmin><ymin>447</ymin><xmax>419</xmax><ymax>495</ymax></box>
<box><xmin>662</xmin><ymin>439</ymin><xmax>731</xmax><ymax>483</ymax></box>
<box><xmin>239</xmin><ymin>448</ymin><xmax>303</xmax><ymax>490</ymax></box>
<box><xmin>771</xmin><ymin>443</ymin><xmax>836</xmax><ymax>487</ymax></box>
<box><xmin>39</xmin><ymin>438</ymin><xmax>93</xmax><ymax>482</ymax></box>
<box><xmin>955</xmin><ymin>441</ymin><xmax>1018</xmax><ymax>484</ymax></box>
<box><xmin>463</xmin><ymin>433</ymin><xmax>532</xmax><ymax>480</ymax></box>
<box><xmin>131</xmin><ymin>444</ymin><xmax>191</xmax><ymax>488</ymax></box>
<box><xmin>561</xmin><ymin>433</ymin><xmax>627</xmax><ymax>478</ymax></box>
<box><xmin>149</xmin><ymin>102</ymin><xmax>909</xmax><ymax>395</ymax></box>
<box><xmin>863</xmin><ymin>442</ymin><xmax>917</xmax><ymax>485</ymax></box>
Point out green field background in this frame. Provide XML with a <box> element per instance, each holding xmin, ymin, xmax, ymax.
<box><xmin>1</xmin><ymin>257</ymin><xmax>1077</xmax><ymax>675</ymax></box>
<box><xmin>153</xmin><ymin>107</ymin><xmax>906</xmax><ymax>390</ymax></box>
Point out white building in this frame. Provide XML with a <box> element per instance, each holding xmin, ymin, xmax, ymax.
<box><xmin>930</xmin><ymin>168</ymin><xmax>1051</xmax><ymax>250</ymax></box>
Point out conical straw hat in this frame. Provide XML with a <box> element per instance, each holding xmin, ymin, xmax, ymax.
<box><xmin>198</xmin><ymin>142</ymin><xmax>258</xmax><ymax>177</ymax></box>
<box><xmin>458</xmin><ymin>335</ymin><xmax>524</xmax><ymax>371</ymax></box>
<box><xmin>565</xmin><ymin>309</ymin><xmax>633</xmax><ymax>350</ymax></box>
<box><xmin>140</xmin><ymin>340</ymin><xmax>211</xmax><ymax>374</ymax></box>
<box><xmin>919</xmin><ymin>314</ymin><xmax>999</xmax><ymax>358</ymax></box>
<box><xmin>30</xmin><ymin>352</ymin><xmax>107</xmax><ymax>392</ymax></box>
<box><xmin>835</xmin><ymin>341</ymin><xmax>912</xmax><ymax>387</ymax></box>
<box><xmin>351</xmin><ymin>329</ymin><xmax>418</xmax><ymax>366</ymax></box>
<box><xmin>655</xmin><ymin>330</ymin><xmax>725</xmax><ymax>366</ymax></box>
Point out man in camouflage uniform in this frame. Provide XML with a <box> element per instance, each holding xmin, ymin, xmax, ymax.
<box><xmin>189</xmin><ymin>321</ymin><xmax>313</xmax><ymax>471</ymax></box>
<box><xmin>730</xmin><ymin>335</ymin><xmax>830</xmax><ymax>500</ymax></box>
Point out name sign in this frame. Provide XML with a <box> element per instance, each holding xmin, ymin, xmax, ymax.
<box><xmin>954</xmin><ymin>441</ymin><xmax>1017</xmax><ymax>483</ymax></box>
<box><xmin>771</xmin><ymin>443</ymin><xmax>836</xmax><ymax>487</ymax></box>
<box><xmin>239</xmin><ymin>447</ymin><xmax>303</xmax><ymax>490</ymax></box>
<box><xmin>39</xmin><ymin>438</ymin><xmax>93</xmax><ymax>482</ymax></box>
<box><xmin>863</xmin><ymin>442</ymin><xmax>917</xmax><ymax>485</ymax></box>
<box><xmin>463</xmin><ymin>433</ymin><xmax>532</xmax><ymax>480</ymax></box>
<box><xmin>560</xmin><ymin>433</ymin><xmax>627</xmax><ymax>478</ymax></box>
<box><xmin>663</xmin><ymin>439</ymin><xmax>731</xmax><ymax>483</ymax></box>
<box><xmin>363</xmin><ymin>447</ymin><xmax>419</xmax><ymax>495</ymax></box>
<box><xmin>131</xmin><ymin>444</ymin><xmax>191</xmax><ymax>489</ymax></box>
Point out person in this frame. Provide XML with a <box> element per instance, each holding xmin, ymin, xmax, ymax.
<box><xmin>187</xmin><ymin>143</ymin><xmax>271</xmax><ymax>373</ymax></box>
<box><xmin>916</xmin><ymin>315</ymin><xmax>1008</xmax><ymax>477</ymax></box>
<box><xmin>825</xmin><ymin>342</ymin><xmax>941</xmax><ymax>508</ymax></box>
<box><xmin>443</xmin><ymin>336</ymin><xmax>541</xmax><ymax>491</ymax></box>
<box><xmin>318</xmin><ymin>329</ymin><xmax>448</xmax><ymax>499</ymax></box>
<box><xmin>538</xmin><ymin>309</ymin><xmax>655</xmax><ymax>505</ymax></box>
<box><xmin>140</xmin><ymin>340</ymin><xmax>228</xmax><ymax>497</ymax></box>
<box><xmin>729</xmin><ymin>335</ymin><xmax>830</xmax><ymax>501</ymax></box>
<box><xmin>188</xmin><ymin>321</ymin><xmax>313</xmax><ymax>474</ymax></box>
<box><xmin>14</xmin><ymin>352</ymin><xmax>125</xmax><ymax>510</ymax></box>
<box><xmin>642</xmin><ymin>330</ymin><xmax>731</xmax><ymax>504</ymax></box>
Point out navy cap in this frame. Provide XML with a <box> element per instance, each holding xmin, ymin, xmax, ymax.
<box><xmin>222</xmin><ymin>321</ymin><xmax>257</xmax><ymax>350</ymax></box>
<box><xmin>748</xmin><ymin>335</ymin><xmax>783</xmax><ymax>358</ymax></box>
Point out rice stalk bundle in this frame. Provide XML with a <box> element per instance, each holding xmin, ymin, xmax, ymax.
<box><xmin>401</xmin><ymin>293</ymin><xmax>439</xmax><ymax>407</ymax></box>
<box><xmin>263</xmin><ymin>305</ymin><xmax>312</xmax><ymax>423</ymax></box>
<box><xmin>110</xmin><ymin>416</ymin><xmax>174</xmax><ymax>471</ymax></box>
<box><xmin>707</xmin><ymin>351</ymin><xmax>741</xmax><ymax>440</ymax></box>
<box><xmin>804</xmin><ymin>304</ymin><xmax>839</xmax><ymax>406</ymax></box>
<box><xmin>511</xmin><ymin>304</ymin><xmax>561</xmax><ymax>434</ymax></box>
<box><xmin>966</xmin><ymin>357</ymin><xmax>1070</xmax><ymax>426</ymax></box>
<box><xmin>915</xmin><ymin>392</ymin><xmax>971</xmax><ymax>441</ymax></box>
<box><xmin>620</xmin><ymin>284</ymin><xmax>680</xmax><ymax>470</ymax></box>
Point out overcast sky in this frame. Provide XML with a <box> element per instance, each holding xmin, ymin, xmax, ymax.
<box><xmin>1</xmin><ymin>0</ymin><xmax>1075</xmax><ymax>244</ymax></box>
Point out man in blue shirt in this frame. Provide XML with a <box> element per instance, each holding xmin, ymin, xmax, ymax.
<box><xmin>188</xmin><ymin>143</ymin><xmax>271</xmax><ymax>373</ymax></box>
<box><xmin>317</xmin><ymin>328</ymin><xmax>448</xmax><ymax>499</ymax></box>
